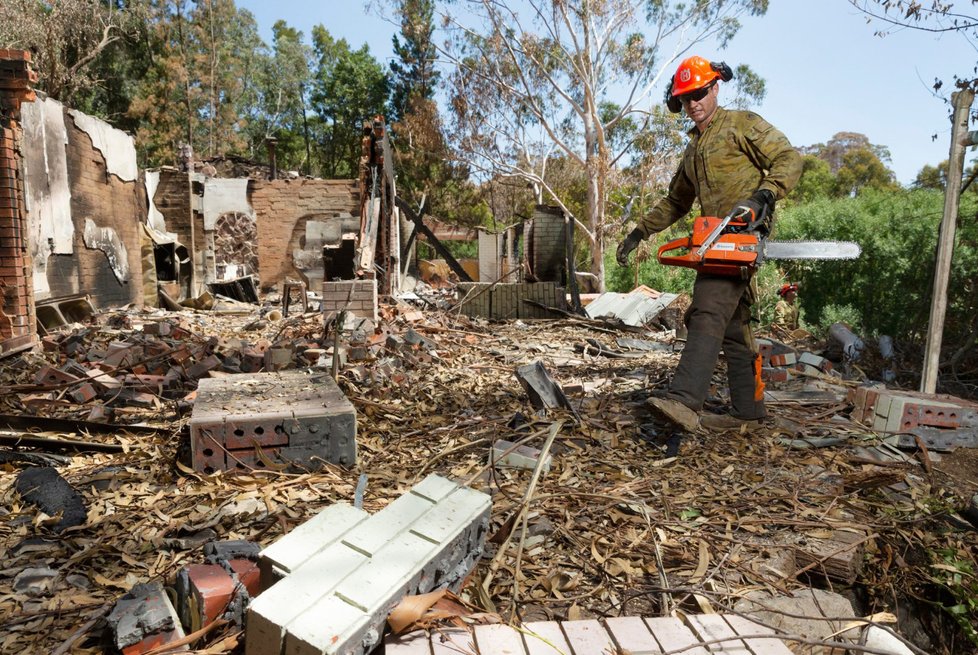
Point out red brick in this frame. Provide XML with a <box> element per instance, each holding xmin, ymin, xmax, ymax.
<box><xmin>761</xmin><ymin>366</ymin><xmax>789</xmax><ymax>382</ymax></box>
<box><xmin>185</xmin><ymin>564</ymin><xmax>235</xmax><ymax>629</ymax></box>
<box><xmin>69</xmin><ymin>382</ymin><xmax>98</xmax><ymax>404</ymax></box>
<box><xmin>228</xmin><ymin>559</ymin><xmax>261</xmax><ymax>597</ymax></box>
<box><xmin>34</xmin><ymin>365</ymin><xmax>81</xmax><ymax>386</ymax></box>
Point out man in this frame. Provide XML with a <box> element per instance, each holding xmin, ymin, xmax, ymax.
<box><xmin>616</xmin><ymin>55</ymin><xmax>802</xmax><ymax>431</ymax></box>
<box><xmin>774</xmin><ymin>283</ymin><xmax>800</xmax><ymax>332</ymax></box>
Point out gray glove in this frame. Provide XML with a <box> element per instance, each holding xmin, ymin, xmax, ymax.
<box><xmin>616</xmin><ymin>228</ymin><xmax>644</xmax><ymax>267</ymax></box>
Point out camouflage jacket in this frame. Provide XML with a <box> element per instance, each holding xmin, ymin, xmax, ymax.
<box><xmin>774</xmin><ymin>299</ymin><xmax>800</xmax><ymax>330</ymax></box>
<box><xmin>636</xmin><ymin>106</ymin><xmax>803</xmax><ymax>237</ymax></box>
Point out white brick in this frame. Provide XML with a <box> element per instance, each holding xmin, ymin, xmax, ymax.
<box><xmin>246</xmin><ymin>543</ymin><xmax>367</xmax><ymax>655</ymax></box>
<box><xmin>284</xmin><ymin>492</ymin><xmax>488</xmax><ymax>655</ymax></box>
<box><xmin>259</xmin><ymin>503</ymin><xmax>370</xmax><ymax>591</ymax></box>
<box><xmin>341</xmin><ymin>493</ymin><xmax>435</xmax><ymax>556</ymax></box>
<box><xmin>410</xmin><ymin>475</ymin><xmax>462</xmax><ymax>503</ymax></box>
<box><xmin>491</xmin><ymin>440</ymin><xmax>552</xmax><ymax>474</ymax></box>
<box><xmin>332</xmin><ymin>531</ymin><xmax>440</xmax><ymax>611</ymax></box>
<box><xmin>284</xmin><ymin>596</ymin><xmax>367</xmax><ymax>655</ymax></box>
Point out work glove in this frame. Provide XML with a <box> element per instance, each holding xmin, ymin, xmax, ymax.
<box><xmin>616</xmin><ymin>228</ymin><xmax>644</xmax><ymax>267</ymax></box>
<box><xmin>729</xmin><ymin>189</ymin><xmax>775</xmax><ymax>235</ymax></box>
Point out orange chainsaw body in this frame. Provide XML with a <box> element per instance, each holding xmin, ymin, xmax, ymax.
<box><xmin>657</xmin><ymin>215</ymin><xmax>761</xmax><ymax>277</ymax></box>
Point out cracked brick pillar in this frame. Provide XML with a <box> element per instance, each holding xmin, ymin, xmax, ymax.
<box><xmin>0</xmin><ymin>49</ymin><xmax>38</xmax><ymax>356</ymax></box>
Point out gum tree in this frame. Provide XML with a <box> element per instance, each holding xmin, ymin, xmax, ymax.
<box><xmin>441</xmin><ymin>0</ymin><xmax>768</xmax><ymax>289</ymax></box>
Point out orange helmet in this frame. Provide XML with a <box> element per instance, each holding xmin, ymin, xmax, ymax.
<box><xmin>665</xmin><ymin>56</ymin><xmax>733</xmax><ymax>113</ymax></box>
<box><xmin>778</xmin><ymin>283</ymin><xmax>799</xmax><ymax>297</ymax></box>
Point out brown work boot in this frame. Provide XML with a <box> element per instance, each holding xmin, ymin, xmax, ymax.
<box><xmin>647</xmin><ymin>397</ymin><xmax>700</xmax><ymax>432</ymax></box>
<box><xmin>699</xmin><ymin>412</ymin><xmax>761</xmax><ymax>432</ymax></box>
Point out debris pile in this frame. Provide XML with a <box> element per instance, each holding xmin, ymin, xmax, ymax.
<box><xmin>0</xmin><ymin>299</ymin><xmax>977</xmax><ymax>654</ymax></box>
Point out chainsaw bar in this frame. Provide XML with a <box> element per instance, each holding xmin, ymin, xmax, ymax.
<box><xmin>762</xmin><ymin>240</ymin><xmax>861</xmax><ymax>260</ymax></box>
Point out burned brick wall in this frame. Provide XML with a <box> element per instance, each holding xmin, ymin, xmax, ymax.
<box><xmin>43</xmin><ymin>113</ymin><xmax>145</xmax><ymax>307</ymax></box>
<box><xmin>0</xmin><ymin>124</ymin><xmax>34</xmax><ymax>354</ymax></box>
<box><xmin>0</xmin><ymin>50</ymin><xmax>38</xmax><ymax>355</ymax></box>
<box><xmin>250</xmin><ymin>179</ymin><xmax>359</xmax><ymax>292</ymax></box>
<box><xmin>153</xmin><ymin>169</ymin><xmax>193</xmax><ymax>252</ymax></box>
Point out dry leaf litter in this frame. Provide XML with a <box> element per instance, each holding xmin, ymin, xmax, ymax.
<box><xmin>1</xmin><ymin>299</ymin><xmax>977</xmax><ymax>655</ymax></box>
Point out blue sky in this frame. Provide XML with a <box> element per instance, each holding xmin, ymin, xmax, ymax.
<box><xmin>238</xmin><ymin>0</ymin><xmax>976</xmax><ymax>185</ymax></box>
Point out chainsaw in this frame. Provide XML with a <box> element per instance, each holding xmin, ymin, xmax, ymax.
<box><xmin>657</xmin><ymin>209</ymin><xmax>860</xmax><ymax>277</ymax></box>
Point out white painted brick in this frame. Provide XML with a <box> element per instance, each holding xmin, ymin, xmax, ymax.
<box><xmin>341</xmin><ymin>493</ymin><xmax>435</xmax><ymax>556</ymax></box>
<box><xmin>885</xmin><ymin>397</ymin><xmax>909</xmax><ymax>433</ymax></box>
<box><xmin>491</xmin><ymin>439</ymin><xmax>552</xmax><ymax>474</ymax></box>
<box><xmin>246</xmin><ymin>543</ymin><xmax>367</xmax><ymax>655</ymax></box>
<box><xmin>798</xmin><ymin>352</ymin><xmax>825</xmax><ymax>368</ymax></box>
<box><xmin>249</xmin><ymin>477</ymin><xmax>490</xmax><ymax>655</ymax></box>
<box><xmin>332</xmin><ymin>531</ymin><xmax>440</xmax><ymax>611</ymax></box>
<box><xmin>284</xmin><ymin>596</ymin><xmax>367</xmax><ymax>655</ymax></box>
<box><xmin>410</xmin><ymin>474</ymin><xmax>462</xmax><ymax>503</ymax></box>
<box><xmin>280</xmin><ymin>484</ymin><xmax>490</xmax><ymax>655</ymax></box>
<box><xmin>259</xmin><ymin>503</ymin><xmax>370</xmax><ymax>591</ymax></box>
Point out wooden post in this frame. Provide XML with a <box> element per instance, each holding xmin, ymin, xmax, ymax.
<box><xmin>921</xmin><ymin>89</ymin><xmax>976</xmax><ymax>394</ymax></box>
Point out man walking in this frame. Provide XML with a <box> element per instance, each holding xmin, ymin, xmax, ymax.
<box><xmin>616</xmin><ymin>55</ymin><xmax>802</xmax><ymax>431</ymax></box>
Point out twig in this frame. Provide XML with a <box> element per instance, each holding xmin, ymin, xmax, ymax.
<box><xmin>482</xmin><ymin>421</ymin><xmax>563</xmax><ymax>600</ymax></box>
<box><xmin>50</xmin><ymin>603</ymin><xmax>114</xmax><ymax>655</ymax></box>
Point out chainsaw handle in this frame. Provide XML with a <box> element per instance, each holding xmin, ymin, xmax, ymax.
<box><xmin>656</xmin><ymin>235</ymin><xmax>701</xmax><ymax>270</ymax></box>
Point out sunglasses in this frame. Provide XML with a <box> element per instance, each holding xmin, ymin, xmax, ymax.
<box><xmin>679</xmin><ymin>82</ymin><xmax>715</xmax><ymax>104</ymax></box>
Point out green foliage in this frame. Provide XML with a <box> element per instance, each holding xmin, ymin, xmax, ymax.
<box><xmin>388</xmin><ymin>0</ymin><xmax>439</xmax><ymax>124</ymax></box>
<box><xmin>604</xmin><ymin>222</ymin><xmax>696</xmax><ymax>295</ymax></box>
<box><xmin>928</xmin><ymin>547</ymin><xmax>978</xmax><ymax>646</ymax></box>
<box><xmin>310</xmin><ymin>27</ymin><xmax>389</xmax><ymax>178</ymax></box>
<box><xmin>833</xmin><ymin>146</ymin><xmax>899</xmax><ymax>196</ymax></box>
<box><xmin>774</xmin><ymin>188</ymin><xmax>978</xmax><ymax>343</ymax></box>
<box><xmin>789</xmin><ymin>155</ymin><xmax>835</xmax><ymax>203</ymax></box>
<box><xmin>245</xmin><ymin>20</ymin><xmax>314</xmax><ymax>173</ymax></box>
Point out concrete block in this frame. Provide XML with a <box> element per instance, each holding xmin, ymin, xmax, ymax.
<box><xmin>189</xmin><ymin>371</ymin><xmax>357</xmax><ymax>473</ymax></box>
<box><xmin>491</xmin><ymin>439</ymin><xmax>552</xmax><ymax>474</ymax></box>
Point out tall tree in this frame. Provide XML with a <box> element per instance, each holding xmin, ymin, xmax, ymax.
<box><xmin>129</xmin><ymin>0</ymin><xmax>198</xmax><ymax>166</ymax></box>
<box><xmin>442</xmin><ymin>0</ymin><xmax>768</xmax><ymax>290</ymax></box>
<box><xmin>833</xmin><ymin>146</ymin><xmax>899</xmax><ymax>196</ymax></box>
<box><xmin>388</xmin><ymin>0</ymin><xmax>439</xmax><ymax>124</ymax></box>
<box><xmin>188</xmin><ymin>0</ymin><xmax>264</xmax><ymax>158</ymax></box>
<box><xmin>0</xmin><ymin>0</ymin><xmax>144</xmax><ymax>105</ymax></box>
<box><xmin>130</xmin><ymin>0</ymin><xmax>265</xmax><ymax>166</ymax></box>
<box><xmin>247</xmin><ymin>20</ymin><xmax>314</xmax><ymax>172</ymax></box>
<box><xmin>799</xmin><ymin>132</ymin><xmax>893</xmax><ymax>173</ymax></box>
<box><xmin>387</xmin><ymin>0</ymin><xmax>482</xmax><ymax>223</ymax></box>
<box><xmin>310</xmin><ymin>27</ymin><xmax>389</xmax><ymax>178</ymax></box>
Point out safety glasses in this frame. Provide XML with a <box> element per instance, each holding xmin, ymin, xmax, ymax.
<box><xmin>679</xmin><ymin>82</ymin><xmax>715</xmax><ymax>104</ymax></box>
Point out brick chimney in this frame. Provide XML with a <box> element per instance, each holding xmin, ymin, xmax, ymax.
<box><xmin>0</xmin><ymin>49</ymin><xmax>38</xmax><ymax>356</ymax></box>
